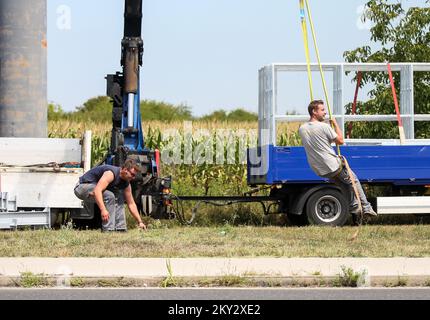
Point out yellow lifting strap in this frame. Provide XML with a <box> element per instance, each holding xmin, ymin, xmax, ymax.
<box><xmin>299</xmin><ymin>0</ymin><xmax>314</xmax><ymax>101</ymax></box>
<box><xmin>299</xmin><ymin>0</ymin><xmax>340</xmax><ymax>156</ymax></box>
<box><xmin>299</xmin><ymin>1</ymin><xmax>365</xmax><ymax>229</ymax></box>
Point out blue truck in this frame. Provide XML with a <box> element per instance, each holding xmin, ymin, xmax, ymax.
<box><xmin>247</xmin><ymin>63</ymin><xmax>430</xmax><ymax>226</ymax></box>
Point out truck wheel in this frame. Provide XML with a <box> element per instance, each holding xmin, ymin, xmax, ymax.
<box><xmin>305</xmin><ymin>189</ymin><xmax>348</xmax><ymax>226</ymax></box>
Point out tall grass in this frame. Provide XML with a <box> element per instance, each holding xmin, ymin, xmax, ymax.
<box><xmin>2</xmin><ymin>225</ymin><xmax>430</xmax><ymax>257</ymax></box>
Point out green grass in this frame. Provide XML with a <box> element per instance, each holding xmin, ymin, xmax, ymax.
<box><xmin>1</xmin><ymin>225</ymin><xmax>430</xmax><ymax>257</ymax></box>
<box><xmin>19</xmin><ymin>272</ymin><xmax>48</xmax><ymax>288</ymax></box>
<box><xmin>332</xmin><ymin>266</ymin><xmax>362</xmax><ymax>287</ymax></box>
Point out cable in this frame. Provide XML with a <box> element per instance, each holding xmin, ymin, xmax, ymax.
<box><xmin>171</xmin><ymin>194</ymin><xmax>280</xmax><ymax>225</ymax></box>
<box><xmin>170</xmin><ymin>194</ymin><xmax>188</xmax><ymax>225</ymax></box>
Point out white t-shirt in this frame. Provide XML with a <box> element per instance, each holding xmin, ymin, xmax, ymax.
<box><xmin>298</xmin><ymin>121</ymin><xmax>342</xmax><ymax>176</ymax></box>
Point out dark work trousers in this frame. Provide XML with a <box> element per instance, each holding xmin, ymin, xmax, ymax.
<box><xmin>74</xmin><ymin>183</ymin><xmax>126</xmax><ymax>231</ymax></box>
<box><xmin>322</xmin><ymin>166</ymin><xmax>372</xmax><ymax>214</ymax></box>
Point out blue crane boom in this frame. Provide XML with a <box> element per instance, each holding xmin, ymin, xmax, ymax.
<box><xmin>73</xmin><ymin>0</ymin><xmax>173</xmax><ymax>227</ymax></box>
<box><xmin>106</xmin><ymin>0</ymin><xmax>145</xmax><ymax>166</ymax></box>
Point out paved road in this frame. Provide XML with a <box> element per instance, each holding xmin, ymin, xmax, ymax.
<box><xmin>1</xmin><ymin>288</ymin><xmax>430</xmax><ymax>300</ymax></box>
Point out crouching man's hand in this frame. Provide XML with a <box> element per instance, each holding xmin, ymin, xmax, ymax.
<box><xmin>138</xmin><ymin>221</ymin><xmax>147</xmax><ymax>231</ymax></box>
<box><xmin>101</xmin><ymin>208</ymin><xmax>110</xmax><ymax>222</ymax></box>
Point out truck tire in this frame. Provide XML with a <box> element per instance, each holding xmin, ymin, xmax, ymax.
<box><xmin>305</xmin><ymin>189</ymin><xmax>349</xmax><ymax>226</ymax></box>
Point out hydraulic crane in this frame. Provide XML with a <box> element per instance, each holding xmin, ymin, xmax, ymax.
<box><xmin>74</xmin><ymin>0</ymin><xmax>172</xmax><ymax>226</ymax></box>
<box><xmin>107</xmin><ymin>0</ymin><xmax>172</xmax><ymax>220</ymax></box>
<box><xmin>106</xmin><ymin>0</ymin><xmax>145</xmax><ymax>166</ymax></box>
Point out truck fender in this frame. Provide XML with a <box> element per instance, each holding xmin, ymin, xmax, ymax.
<box><xmin>289</xmin><ymin>185</ymin><xmax>343</xmax><ymax>216</ymax></box>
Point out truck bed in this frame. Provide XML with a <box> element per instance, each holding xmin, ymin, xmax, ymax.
<box><xmin>247</xmin><ymin>145</ymin><xmax>430</xmax><ymax>186</ymax></box>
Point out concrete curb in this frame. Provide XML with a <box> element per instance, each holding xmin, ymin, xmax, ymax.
<box><xmin>1</xmin><ymin>258</ymin><xmax>430</xmax><ymax>288</ymax></box>
<box><xmin>1</xmin><ymin>275</ymin><xmax>429</xmax><ymax>288</ymax></box>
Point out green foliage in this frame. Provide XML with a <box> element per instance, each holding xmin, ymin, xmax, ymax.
<box><xmin>200</xmin><ymin>109</ymin><xmax>258</xmax><ymax>122</ymax></box>
<box><xmin>73</xmin><ymin>96</ymin><xmax>112</xmax><ymax>122</ymax></box>
<box><xmin>49</xmin><ymin>119</ymin><xmax>269</xmax><ymax>225</ymax></box>
<box><xmin>200</xmin><ymin>110</ymin><xmax>228</xmax><ymax>121</ymax></box>
<box><xmin>70</xmin><ymin>278</ymin><xmax>85</xmax><ymax>287</ymax></box>
<box><xmin>227</xmin><ymin>109</ymin><xmax>258</xmax><ymax>122</ymax></box>
<box><xmin>48</xmin><ymin>103</ymin><xmax>65</xmax><ymax>121</ymax></box>
<box><xmin>333</xmin><ymin>266</ymin><xmax>361</xmax><ymax>287</ymax></box>
<box><xmin>49</xmin><ymin>120</ymin><xmax>261</xmax><ymax>210</ymax></box>
<box><xmin>344</xmin><ymin>0</ymin><xmax>430</xmax><ymax>138</ymax></box>
<box><xmin>140</xmin><ymin>100</ymin><xmax>193</xmax><ymax>121</ymax></box>
<box><xmin>47</xmin><ymin>97</ymin><xmax>193</xmax><ymax>123</ymax></box>
<box><xmin>91</xmin><ymin>133</ymin><xmax>110</xmax><ymax>166</ymax></box>
<box><xmin>47</xmin><ymin>97</ymin><xmax>111</xmax><ymax>122</ymax></box>
<box><xmin>20</xmin><ymin>272</ymin><xmax>48</xmax><ymax>288</ymax></box>
<box><xmin>47</xmin><ymin>98</ymin><xmax>258</xmax><ymax>123</ymax></box>
<box><xmin>160</xmin><ymin>259</ymin><xmax>178</xmax><ymax>287</ymax></box>
<box><xmin>278</xmin><ymin>131</ymin><xmax>302</xmax><ymax>146</ymax></box>
<box><xmin>213</xmin><ymin>275</ymin><xmax>248</xmax><ymax>287</ymax></box>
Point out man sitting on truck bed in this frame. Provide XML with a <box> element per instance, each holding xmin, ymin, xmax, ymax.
<box><xmin>298</xmin><ymin>100</ymin><xmax>377</xmax><ymax>218</ymax></box>
<box><xmin>74</xmin><ymin>159</ymin><xmax>147</xmax><ymax>232</ymax></box>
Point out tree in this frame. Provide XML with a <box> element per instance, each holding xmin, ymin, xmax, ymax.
<box><xmin>200</xmin><ymin>109</ymin><xmax>257</xmax><ymax>122</ymax></box>
<box><xmin>140</xmin><ymin>100</ymin><xmax>193</xmax><ymax>121</ymax></box>
<box><xmin>227</xmin><ymin>109</ymin><xmax>258</xmax><ymax>122</ymax></box>
<box><xmin>73</xmin><ymin>96</ymin><xmax>112</xmax><ymax>122</ymax></box>
<box><xmin>47</xmin><ymin>103</ymin><xmax>65</xmax><ymax>121</ymax></box>
<box><xmin>199</xmin><ymin>110</ymin><xmax>228</xmax><ymax>122</ymax></box>
<box><xmin>344</xmin><ymin>0</ymin><xmax>430</xmax><ymax>138</ymax></box>
<box><xmin>48</xmin><ymin>96</ymin><xmax>255</xmax><ymax>123</ymax></box>
<box><xmin>53</xmin><ymin>97</ymin><xmax>193</xmax><ymax>122</ymax></box>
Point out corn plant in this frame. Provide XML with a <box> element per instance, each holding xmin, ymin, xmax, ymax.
<box><xmin>49</xmin><ymin>119</ymin><xmax>301</xmax><ymax>225</ymax></box>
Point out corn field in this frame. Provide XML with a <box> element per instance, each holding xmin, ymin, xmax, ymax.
<box><xmin>49</xmin><ymin>120</ymin><xmax>301</xmax><ymax>225</ymax></box>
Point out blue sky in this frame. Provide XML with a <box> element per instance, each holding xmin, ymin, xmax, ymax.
<box><xmin>47</xmin><ymin>0</ymin><xmax>422</xmax><ymax>116</ymax></box>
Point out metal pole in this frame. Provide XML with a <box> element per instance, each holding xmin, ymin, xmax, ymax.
<box><xmin>0</xmin><ymin>0</ymin><xmax>47</xmax><ymax>137</ymax></box>
<box><xmin>83</xmin><ymin>131</ymin><xmax>92</xmax><ymax>173</ymax></box>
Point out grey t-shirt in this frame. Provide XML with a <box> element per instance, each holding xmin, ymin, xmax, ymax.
<box><xmin>298</xmin><ymin>121</ymin><xmax>341</xmax><ymax>176</ymax></box>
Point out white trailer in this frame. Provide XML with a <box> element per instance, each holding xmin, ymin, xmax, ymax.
<box><xmin>0</xmin><ymin>132</ymin><xmax>91</xmax><ymax>229</ymax></box>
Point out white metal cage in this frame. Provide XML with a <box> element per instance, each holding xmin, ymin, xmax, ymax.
<box><xmin>259</xmin><ymin>63</ymin><xmax>430</xmax><ymax>146</ymax></box>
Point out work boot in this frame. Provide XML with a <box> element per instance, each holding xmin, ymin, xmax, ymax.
<box><xmin>364</xmin><ymin>208</ymin><xmax>378</xmax><ymax>217</ymax></box>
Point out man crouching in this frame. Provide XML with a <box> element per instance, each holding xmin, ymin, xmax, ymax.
<box><xmin>74</xmin><ymin>159</ymin><xmax>147</xmax><ymax>231</ymax></box>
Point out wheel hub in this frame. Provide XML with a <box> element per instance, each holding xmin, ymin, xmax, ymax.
<box><xmin>315</xmin><ymin>196</ymin><xmax>342</xmax><ymax>223</ymax></box>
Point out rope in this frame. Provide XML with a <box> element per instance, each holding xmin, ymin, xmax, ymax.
<box><xmin>343</xmin><ymin>157</ymin><xmax>364</xmax><ymax>240</ymax></box>
<box><xmin>301</xmin><ymin>0</ymin><xmax>340</xmax><ymax>156</ymax></box>
<box><xmin>347</xmin><ymin>72</ymin><xmax>363</xmax><ymax>139</ymax></box>
<box><xmin>342</xmin><ymin>157</ymin><xmax>363</xmax><ymax>219</ymax></box>
<box><xmin>387</xmin><ymin>63</ymin><xmax>406</xmax><ymax>144</ymax></box>
<box><xmin>299</xmin><ymin>0</ymin><xmax>365</xmax><ymax>237</ymax></box>
<box><xmin>300</xmin><ymin>0</ymin><xmax>314</xmax><ymax>100</ymax></box>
